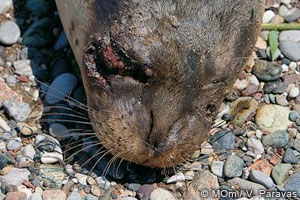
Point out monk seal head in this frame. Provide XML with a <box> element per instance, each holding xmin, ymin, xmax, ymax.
<box><xmin>56</xmin><ymin>0</ymin><xmax>264</xmax><ymax>168</ymax></box>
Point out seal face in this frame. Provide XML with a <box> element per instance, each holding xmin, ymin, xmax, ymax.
<box><xmin>56</xmin><ymin>0</ymin><xmax>264</xmax><ymax>167</ymax></box>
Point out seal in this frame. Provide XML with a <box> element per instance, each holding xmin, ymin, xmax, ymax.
<box><xmin>55</xmin><ymin>0</ymin><xmax>264</xmax><ymax>168</ymax></box>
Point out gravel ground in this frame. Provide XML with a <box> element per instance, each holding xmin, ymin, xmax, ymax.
<box><xmin>1</xmin><ymin>0</ymin><xmax>300</xmax><ymax>200</ymax></box>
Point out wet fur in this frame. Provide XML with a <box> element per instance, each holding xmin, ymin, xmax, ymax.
<box><xmin>55</xmin><ymin>0</ymin><xmax>264</xmax><ymax>167</ymax></box>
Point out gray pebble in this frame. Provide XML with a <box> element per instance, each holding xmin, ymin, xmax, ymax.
<box><xmin>67</xmin><ymin>192</ymin><xmax>81</xmax><ymax>200</ymax></box>
<box><xmin>128</xmin><ymin>183</ymin><xmax>141</xmax><ymax>192</ymax></box>
<box><xmin>285</xmin><ymin>172</ymin><xmax>300</xmax><ymax>196</ymax></box>
<box><xmin>280</xmin><ymin>30</ymin><xmax>300</xmax><ymax>42</ymax></box>
<box><xmin>0</xmin><ymin>0</ymin><xmax>12</xmax><ymax>14</ymax></box>
<box><xmin>247</xmin><ymin>137</ymin><xmax>264</xmax><ymax>156</ymax></box>
<box><xmin>224</xmin><ymin>155</ymin><xmax>244</xmax><ymax>178</ymax></box>
<box><xmin>289</xmin><ymin>111</ymin><xmax>300</xmax><ymax>122</ymax></box>
<box><xmin>0</xmin><ymin>154</ymin><xmax>8</xmax><ymax>169</ymax></box>
<box><xmin>49</xmin><ymin>123</ymin><xmax>70</xmax><ymax>138</ymax></box>
<box><xmin>262</xmin><ymin>130</ymin><xmax>289</xmax><ymax>148</ymax></box>
<box><xmin>3</xmin><ymin>101</ymin><xmax>32</xmax><ymax>122</ymax></box>
<box><xmin>0</xmin><ymin>21</ymin><xmax>21</xmax><ymax>45</ymax></box>
<box><xmin>249</xmin><ymin>170</ymin><xmax>274</xmax><ymax>188</ymax></box>
<box><xmin>253</xmin><ymin>60</ymin><xmax>282</xmax><ymax>82</ymax></box>
<box><xmin>264</xmin><ymin>81</ymin><xmax>288</xmax><ymax>94</ymax></box>
<box><xmin>283</xmin><ymin>148</ymin><xmax>300</xmax><ymax>164</ymax></box>
<box><xmin>29</xmin><ymin>193</ymin><xmax>42</xmax><ymax>200</ymax></box>
<box><xmin>45</xmin><ymin>73</ymin><xmax>78</xmax><ymax>105</ymax></box>
<box><xmin>211</xmin><ymin>161</ymin><xmax>224</xmax><ymax>177</ymax></box>
<box><xmin>282</xmin><ymin>7</ymin><xmax>300</xmax><ymax>22</ymax></box>
<box><xmin>227</xmin><ymin>178</ymin><xmax>266</xmax><ymax>196</ymax></box>
<box><xmin>54</xmin><ymin>31</ymin><xmax>69</xmax><ymax>50</ymax></box>
<box><xmin>210</xmin><ymin>130</ymin><xmax>235</xmax><ymax>151</ymax></box>
<box><xmin>272</xmin><ymin>163</ymin><xmax>292</xmax><ymax>185</ymax></box>
<box><xmin>294</xmin><ymin>139</ymin><xmax>300</xmax><ymax>152</ymax></box>
<box><xmin>280</xmin><ymin>40</ymin><xmax>300</xmax><ymax>61</ymax></box>
<box><xmin>85</xmin><ymin>194</ymin><xmax>98</xmax><ymax>200</ymax></box>
<box><xmin>7</xmin><ymin>138</ymin><xmax>21</xmax><ymax>151</ymax></box>
<box><xmin>1</xmin><ymin>167</ymin><xmax>30</xmax><ymax>186</ymax></box>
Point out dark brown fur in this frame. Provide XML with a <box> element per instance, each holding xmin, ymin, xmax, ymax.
<box><xmin>56</xmin><ymin>0</ymin><xmax>264</xmax><ymax>167</ymax></box>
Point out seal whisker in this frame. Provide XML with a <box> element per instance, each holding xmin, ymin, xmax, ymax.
<box><xmin>63</xmin><ymin>140</ymin><xmax>99</xmax><ymax>154</ymax></box>
<box><xmin>43</xmin><ymin>105</ymin><xmax>88</xmax><ymax>116</ymax></box>
<box><xmin>42</xmin><ymin>112</ymin><xmax>89</xmax><ymax>120</ymax></box>
<box><xmin>55</xmin><ymin>133</ymin><xmax>96</xmax><ymax>139</ymax></box>
<box><xmin>64</xmin><ymin>142</ymin><xmax>103</xmax><ymax>161</ymax></box>
<box><xmin>103</xmin><ymin>152</ymin><xmax>122</xmax><ymax>177</ymax></box>
<box><xmin>81</xmin><ymin>147</ymin><xmax>106</xmax><ymax>167</ymax></box>
<box><xmin>88</xmin><ymin>149</ymin><xmax>112</xmax><ymax>176</ymax></box>
<box><xmin>60</xmin><ymin>136</ymin><xmax>98</xmax><ymax>148</ymax></box>
<box><xmin>40</xmin><ymin>118</ymin><xmax>94</xmax><ymax>125</ymax></box>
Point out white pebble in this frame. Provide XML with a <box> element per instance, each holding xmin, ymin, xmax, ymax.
<box><xmin>233</xmin><ymin>79</ymin><xmax>249</xmax><ymax>91</ymax></box>
<box><xmin>263</xmin><ymin>10</ymin><xmax>275</xmax><ymax>23</ymax></box>
<box><xmin>0</xmin><ymin>117</ymin><xmax>11</xmax><ymax>132</ymax></box>
<box><xmin>289</xmin><ymin>86</ymin><xmax>300</xmax><ymax>98</ymax></box>
<box><xmin>166</xmin><ymin>172</ymin><xmax>185</xmax><ymax>184</ymax></box>
<box><xmin>247</xmin><ymin>75</ymin><xmax>260</xmax><ymax>86</ymax></box>
<box><xmin>281</xmin><ymin>64</ymin><xmax>289</xmax><ymax>72</ymax></box>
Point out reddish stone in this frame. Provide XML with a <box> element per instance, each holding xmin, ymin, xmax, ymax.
<box><xmin>242</xmin><ymin>84</ymin><xmax>259</xmax><ymax>96</ymax></box>
<box><xmin>5</xmin><ymin>191</ymin><xmax>27</xmax><ymax>200</ymax></box>
<box><xmin>16</xmin><ymin>75</ymin><xmax>30</xmax><ymax>83</ymax></box>
<box><xmin>269</xmin><ymin>156</ymin><xmax>280</xmax><ymax>165</ymax></box>
<box><xmin>0</xmin><ymin>82</ymin><xmax>22</xmax><ymax>105</ymax></box>
<box><xmin>22</xmin><ymin>179</ymin><xmax>35</xmax><ymax>188</ymax></box>
<box><xmin>248</xmin><ymin>159</ymin><xmax>273</xmax><ymax>176</ymax></box>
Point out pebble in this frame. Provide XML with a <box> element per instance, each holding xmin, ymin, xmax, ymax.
<box><xmin>49</xmin><ymin>123</ymin><xmax>70</xmax><ymax>138</ymax></box>
<box><xmin>41</xmin><ymin>151</ymin><xmax>63</xmax><ymax>164</ymax></box>
<box><xmin>7</xmin><ymin>138</ymin><xmax>22</xmax><ymax>150</ymax></box>
<box><xmin>281</xmin><ymin>7</ymin><xmax>300</xmax><ymax>22</ymax></box>
<box><xmin>224</xmin><ymin>155</ymin><xmax>244</xmax><ymax>178</ymax></box>
<box><xmin>262</xmin><ymin>130</ymin><xmax>289</xmax><ymax>148</ymax></box>
<box><xmin>285</xmin><ymin>172</ymin><xmax>300</xmax><ymax>196</ymax></box>
<box><xmin>276</xmin><ymin>95</ymin><xmax>289</xmax><ymax>106</ymax></box>
<box><xmin>75</xmin><ymin>173</ymin><xmax>88</xmax><ymax>185</ymax></box>
<box><xmin>0</xmin><ymin>0</ymin><xmax>12</xmax><ymax>14</ymax></box>
<box><xmin>19</xmin><ymin>123</ymin><xmax>39</xmax><ymax>136</ymax></box>
<box><xmin>263</xmin><ymin>81</ymin><xmax>288</xmax><ymax>94</ymax></box>
<box><xmin>91</xmin><ymin>185</ymin><xmax>101</xmax><ymax>197</ymax></box>
<box><xmin>67</xmin><ymin>191</ymin><xmax>81</xmax><ymax>200</ymax></box>
<box><xmin>249</xmin><ymin>170</ymin><xmax>274</xmax><ymax>188</ymax></box>
<box><xmin>54</xmin><ymin>31</ymin><xmax>69</xmax><ymax>50</ymax></box>
<box><xmin>0</xmin><ymin>154</ymin><xmax>8</xmax><ymax>169</ymax></box>
<box><xmin>280</xmin><ymin>30</ymin><xmax>300</xmax><ymax>42</ymax></box>
<box><xmin>3</xmin><ymin>101</ymin><xmax>32</xmax><ymax>122</ymax></box>
<box><xmin>255</xmin><ymin>105</ymin><xmax>292</xmax><ymax>132</ymax></box>
<box><xmin>13</xmin><ymin>60</ymin><xmax>33</xmax><ymax>76</ymax></box>
<box><xmin>42</xmin><ymin>190</ymin><xmax>66</xmax><ymax>200</ymax></box>
<box><xmin>5</xmin><ymin>191</ymin><xmax>27</xmax><ymax>200</ymax></box>
<box><xmin>21</xmin><ymin>144</ymin><xmax>36</xmax><ymax>160</ymax></box>
<box><xmin>128</xmin><ymin>183</ymin><xmax>141</xmax><ymax>192</ymax></box>
<box><xmin>26</xmin><ymin>0</ymin><xmax>51</xmax><ymax>16</ymax></box>
<box><xmin>138</xmin><ymin>185</ymin><xmax>154</xmax><ymax>200</ymax></box>
<box><xmin>85</xmin><ymin>194</ymin><xmax>98</xmax><ymax>200</ymax></box>
<box><xmin>0</xmin><ymin>117</ymin><xmax>11</xmax><ymax>132</ymax></box>
<box><xmin>263</xmin><ymin>10</ymin><xmax>275</xmax><ymax>23</ymax></box>
<box><xmin>233</xmin><ymin>79</ymin><xmax>249</xmax><ymax>91</ymax></box>
<box><xmin>150</xmin><ymin>188</ymin><xmax>175</xmax><ymax>200</ymax></box>
<box><xmin>253</xmin><ymin>60</ymin><xmax>282</xmax><ymax>82</ymax></box>
<box><xmin>227</xmin><ymin>97</ymin><xmax>258</xmax><ymax>126</ymax></box>
<box><xmin>211</xmin><ymin>161</ymin><xmax>224</xmax><ymax>177</ymax></box>
<box><xmin>283</xmin><ymin>148</ymin><xmax>300</xmax><ymax>164</ymax></box>
<box><xmin>280</xmin><ymin>40</ymin><xmax>300</xmax><ymax>61</ymax></box>
<box><xmin>39</xmin><ymin>165</ymin><xmax>65</xmax><ymax>188</ymax></box>
<box><xmin>210</xmin><ymin>130</ymin><xmax>235</xmax><ymax>151</ymax></box>
<box><xmin>45</xmin><ymin>73</ymin><xmax>78</xmax><ymax>105</ymax></box>
<box><xmin>289</xmin><ymin>86</ymin><xmax>300</xmax><ymax>98</ymax></box>
<box><xmin>289</xmin><ymin>110</ymin><xmax>300</xmax><ymax>122</ymax></box>
<box><xmin>166</xmin><ymin>172</ymin><xmax>185</xmax><ymax>184</ymax></box>
<box><xmin>30</xmin><ymin>193</ymin><xmax>42</xmax><ymax>200</ymax></box>
<box><xmin>272</xmin><ymin>164</ymin><xmax>292</xmax><ymax>185</ymax></box>
<box><xmin>0</xmin><ymin>21</ymin><xmax>21</xmax><ymax>46</ymax></box>
<box><xmin>227</xmin><ymin>178</ymin><xmax>266</xmax><ymax>195</ymax></box>
<box><xmin>247</xmin><ymin>137</ymin><xmax>264</xmax><ymax>156</ymax></box>
<box><xmin>1</xmin><ymin>167</ymin><xmax>30</xmax><ymax>186</ymax></box>
<box><xmin>65</xmin><ymin>164</ymin><xmax>75</xmax><ymax>175</ymax></box>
